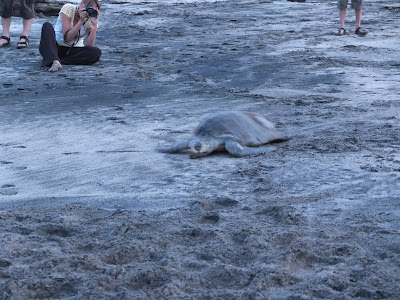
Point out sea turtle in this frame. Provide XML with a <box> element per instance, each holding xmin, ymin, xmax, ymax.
<box><xmin>157</xmin><ymin>111</ymin><xmax>288</xmax><ymax>158</ymax></box>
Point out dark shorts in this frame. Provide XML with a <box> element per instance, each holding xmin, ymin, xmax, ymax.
<box><xmin>338</xmin><ymin>0</ymin><xmax>364</xmax><ymax>10</ymax></box>
<box><xmin>0</xmin><ymin>0</ymin><xmax>35</xmax><ymax>19</ymax></box>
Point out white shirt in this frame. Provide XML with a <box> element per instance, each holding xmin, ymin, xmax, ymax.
<box><xmin>55</xmin><ymin>3</ymin><xmax>92</xmax><ymax>47</ymax></box>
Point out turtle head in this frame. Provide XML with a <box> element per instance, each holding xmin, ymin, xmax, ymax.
<box><xmin>187</xmin><ymin>136</ymin><xmax>219</xmax><ymax>158</ymax></box>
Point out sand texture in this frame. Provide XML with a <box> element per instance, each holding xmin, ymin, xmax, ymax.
<box><xmin>0</xmin><ymin>0</ymin><xmax>400</xmax><ymax>299</ymax></box>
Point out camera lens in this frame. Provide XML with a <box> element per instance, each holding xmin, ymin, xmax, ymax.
<box><xmin>86</xmin><ymin>6</ymin><xmax>98</xmax><ymax>17</ymax></box>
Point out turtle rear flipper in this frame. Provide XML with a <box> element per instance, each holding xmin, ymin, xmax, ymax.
<box><xmin>225</xmin><ymin>140</ymin><xmax>277</xmax><ymax>157</ymax></box>
<box><xmin>156</xmin><ymin>140</ymin><xmax>189</xmax><ymax>153</ymax></box>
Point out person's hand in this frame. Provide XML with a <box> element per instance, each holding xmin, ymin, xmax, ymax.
<box><xmin>78</xmin><ymin>5</ymin><xmax>88</xmax><ymax>23</ymax></box>
<box><xmin>89</xmin><ymin>8</ymin><xmax>100</xmax><ymax>27</ymax></box>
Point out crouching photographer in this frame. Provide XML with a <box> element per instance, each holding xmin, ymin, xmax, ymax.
<box><xmin>39</xmin><ymin>0</ymin><xmax>101</xmax><ymax>72</ymax></box>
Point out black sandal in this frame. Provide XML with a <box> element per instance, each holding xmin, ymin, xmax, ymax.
<box><xmin>17</xmin><ymin>35</ymin><xmax>29</xmax><ymax>49</ymax></box>
<box><xmin>335</xmin><ymin>28</ymin><xmax>346</xmax><ymax>36</ymax></box>
<box><xmin>0</xmin><ymin>35</ymin><xmax>10</xmax><ymax>47</ymax></box>
<box><xmin>355</xmin><ymin>27</ymin><xmax>368</xmax><ymax>36</ymax></box>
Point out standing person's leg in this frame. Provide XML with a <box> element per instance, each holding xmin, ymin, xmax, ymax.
<box><xmin>339</xmin><ymin>9</ymin><xmax>346</xmax><ymax>29</ymax></box>
<box><xmin>60</xmin><ymin>46</ymin><xmax>101</xmax><ymax>65</ymax></box>
<box><xmin>336</xmin><ymin>0</ymin><xmax>348</xmax><ymax>35</ymax></box>
<box><xmin>0</xmin><ymin>0</ymin><xmax>13</xmax><ymax>47</ymax></box>
<box><xmin>355</xmin><ymin>9</ymin><xmax>362</xmax><ymax>28</ymax></box>
<box><xmin>39</xmin><ymin>22</ymin><xmax>62</xmax><ymax>72</ymax></box>
<box><xmin>353</xmin><ymin>0</ymin><xmax>367</xmax><ymax>35</ymax></box>
<box><xmin>17</xmin><ymin>0</ymin><xmax>35</xmax><ymax>48</ymax></box>
<box><xmin>0</xmin><ymin>17</ymin><xmax>11</xmax><ymax>46</ymax></box>
<box><xmin>17</xmin><ymin>17</ymin><xmax>33</xmax><ymax>48</ymax></box>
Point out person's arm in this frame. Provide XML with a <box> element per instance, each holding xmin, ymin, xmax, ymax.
<box><xmin>85</xmin><ymin>10</ymin><xmax>100</xmax><ymax>46</ymax></box>
<box><xmin>61</xmin><ymin>7</ymin><xmax>87</xmax><ymax>43</ymax></box>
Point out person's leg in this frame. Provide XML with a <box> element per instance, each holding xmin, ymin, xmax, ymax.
<box><xmin>17</xmin><ymin>0</ymin><xmax>35</xmax><ymax>48</ymax></box>
<box><xmin>60</xmin><ymin>46</ymin><xmax>101</xmax><ymax>65</ymax></box>
<box><xmin>339</xmin><ymin>9</ymin><xmax>346</xmax><ymax>28</ymax></box>
<box><xmin>353</xmin><ymin>0</ymin><xmax>367</xmax><ymax>35</ymax></box>
<box><xmin>0</xmin><ymin>0</ymin><xmax>13</xmax><ymax>45</ymax></box>
<box><xmin>336</xmin><ymin>0</ymin><xmax>348</xmax><ymax>35</ymax></box>
<box><xmin>16</xmin><ymin>18</ymin><xmax>33</xmax><ymax>48</ymax></box>
<box><xmin>355</xmin><ymin>8</ymin><xmax>362</xmax><ymax>28</ymax></box>
<box><xmin>0</xmin><ymin>16</ymin><xmax>11</xmax><ymax>46</ymax></box>
<box><xmin>39</xmin><ymin>22</ymin><xmax>62</xmax><ymax>71</ymax></box>
<box><xmin>21</xmin><ymin>17</ymin><xmax>33</xmax><ymax>36</ymax></box>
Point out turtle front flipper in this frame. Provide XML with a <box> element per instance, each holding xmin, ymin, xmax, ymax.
<box><xmin>224</xmin><ymin>139</ymin><xmax>277</xmax><ymax>157</ymax></box>
<box><xmin>156</xmin><ymin>140</ymin><xmax>189</xmax><ymax>153</ymax></box>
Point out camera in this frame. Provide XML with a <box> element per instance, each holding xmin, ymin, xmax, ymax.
<box><xmin>85</xmin><ymin>6</ymin><xmax>98</xmax><ymax>18</ymax></box>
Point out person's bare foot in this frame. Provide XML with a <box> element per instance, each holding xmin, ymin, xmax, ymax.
<box><xmin>49</xmin><ymin>60</ymin><xmax>62</xmax><ymax>72</ymax></box>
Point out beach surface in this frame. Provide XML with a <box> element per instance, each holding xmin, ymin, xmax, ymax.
<box><xmin>1</xmin><ymin>0</ymin><xmax>400</xmax><ymax>298</ymax></box>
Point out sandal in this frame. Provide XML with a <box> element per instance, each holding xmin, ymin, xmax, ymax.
<box><xmin>335</xmin><ymin>28</ymin><xmax>346</xmax><ymax>36</ymax></box>
<box><xmin>0</xmin><ymin>35</ymin><xmax>10</xmax><ymax>47</ymax></box>
<box><xmin>17</xmin><ymin>35</ymin><xmax>29</xmax><ymax>49</ymax></box>
<box><xmin>355</xmin><ymin>27</ymin><xmax>368</xmax><ymax>36</ymax></box>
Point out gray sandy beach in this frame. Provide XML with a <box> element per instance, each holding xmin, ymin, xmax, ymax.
<box><xmin>0</xmin><ymin>0</ymin><xmax>400</xmax><ymax>298</ymax></box>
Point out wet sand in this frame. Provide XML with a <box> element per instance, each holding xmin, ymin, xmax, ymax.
<box><xmin>1</xmin><ymin>0</ymin><xmax>400</xmax><ymax>298</ymax></box>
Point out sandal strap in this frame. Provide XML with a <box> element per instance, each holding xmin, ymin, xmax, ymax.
<box><xmin>0</xmin><ymin>35</ymin><xmax>10</xmax><ymax>43</ymax></box>
<box><xmin>19</xmin><ymin>35</ymin><xmax>29</xmax><ymax>43</ymax></box>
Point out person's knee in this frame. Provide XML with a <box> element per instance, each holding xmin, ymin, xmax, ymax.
<box><xmin>41</xmin><ymin>22</ymin><xmax>53</xmax><ymax>34</ymax></box>
<box><xmin>337</xmin><ymin>0</ymin><xmax>348</xmax><ymax>10</ymax></box>
<box><xmin>88</xmin><ymin>47</ymin><xmax>102</xmax><ymax>64</ymax></box>
<box><xmin>351</xmin><ymin>0</ymin><xmax>363</xmax><ymax>10</ymax></box>
<box><xmin>43</xmin><ymin>22</ymin><xmax>52</xmax><ymax>29</ymax></box>
<box><xmin>0</xmin><ymin>0</ymin><xmax>13</xmax><ymax>18</ymax></box>
<box><xmin>20</xmin><ymin>0</ymin><xmax>35</xmax><ymax>19</ymax></box>
<box><xmin>20</xmin><ymin>6</ymin><xmax>35</xmax><ymax>19</ymax></box>
<box><xmin>93</xmin><ymin>47</ymin><xmax>101</xmax><ymax>58</ymax></box>
<box><xmin>0</xmin><ymin>9</ymin><xmax>11</xmax><ymax>19</ymax></box>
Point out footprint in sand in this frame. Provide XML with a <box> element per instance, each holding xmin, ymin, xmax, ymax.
<box><xmin>62</xmin><ymin>152</ymin><xmax>80</xmax><ymax>155</ymax></box>
<box><xmin>106</xmin><ymin>116</ymin><xmax>128</xmax><ymax>125</ymax></box>
<box><xmin>214</xmin><ymin>197</ymin><xmax>239</xmax><ymax>208</ymax></box>
<box><xmin>0</xmin><ymin>184</ymin><xmax>18</xmax><ymax>196</ymax></box>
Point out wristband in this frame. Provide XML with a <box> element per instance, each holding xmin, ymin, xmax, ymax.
<box><xmin>93</xmin><ymin>26</ymin><xmax>98</xmax><ymax>30</ymax></box>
